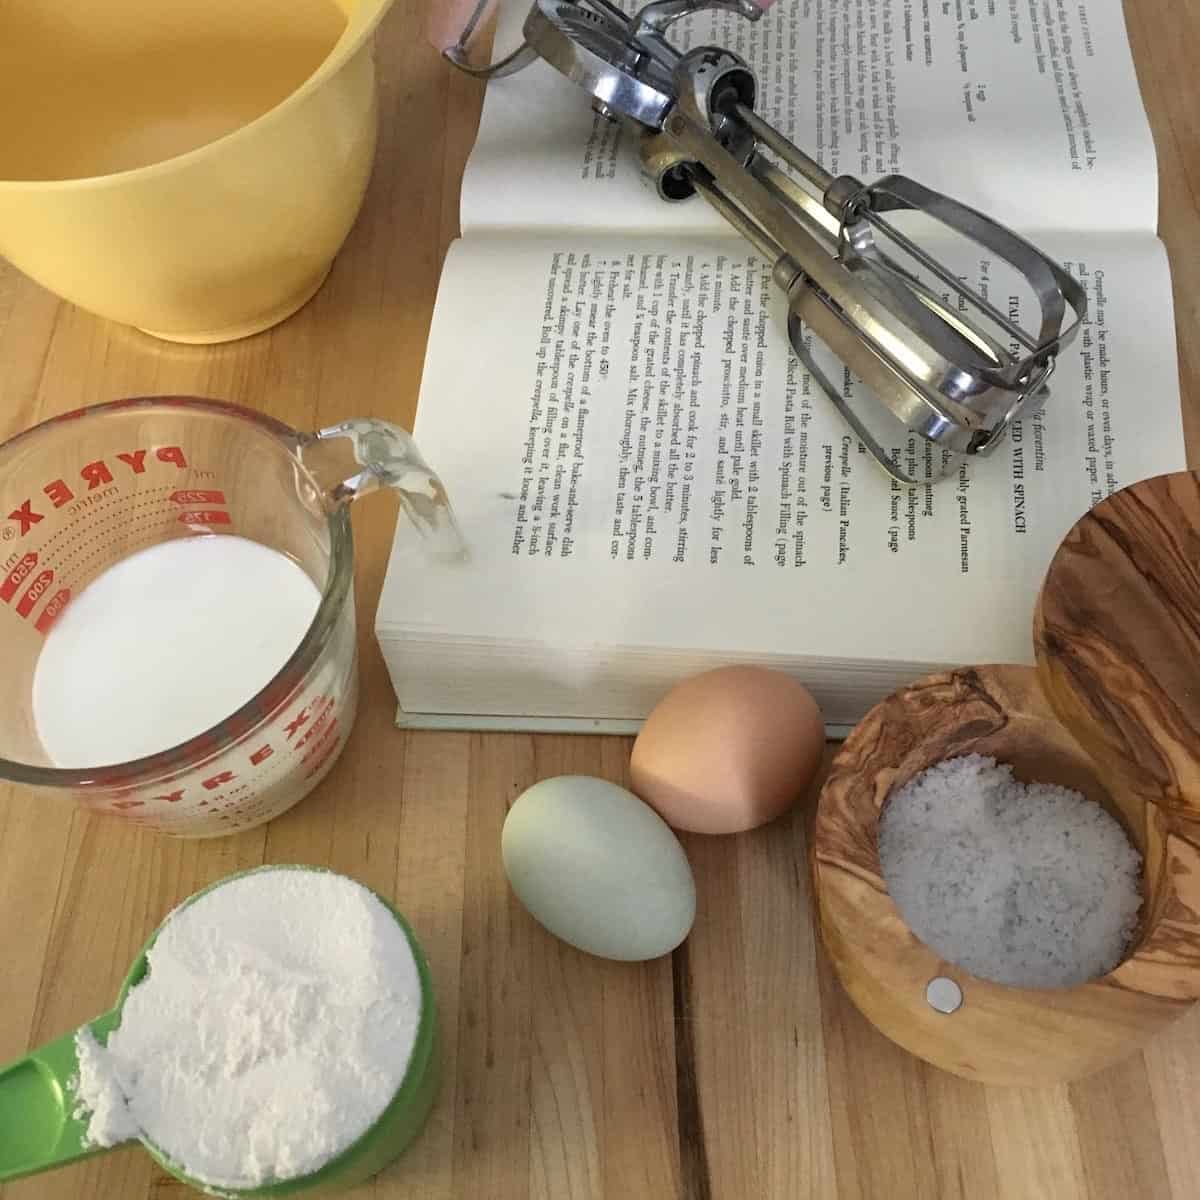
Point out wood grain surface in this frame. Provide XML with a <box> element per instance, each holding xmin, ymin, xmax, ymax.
<box><xmin>814</xmin><ymin>664</ymin><xmax>1200</xmax><ymax>1087</ymax></box>
<box><xmin>1</xmin><ymin>0</ymin><xmax>1200</xmax><ymax>1196</ymax></box>
<box><xmin>1035</xmin><ymin>473</ymin><xmax>1200</xmax><ymax>829</ymax></box>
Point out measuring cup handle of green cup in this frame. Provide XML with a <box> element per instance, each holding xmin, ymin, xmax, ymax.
<box><xmin>298</xmin><ymin>418</ymin><xmax>467</xmax><ymax>562</ymax></box>
<box><xmin>0</xmin><ymin>1009</ymin><xmax>127</xmax><ymax>1183</ymax></box>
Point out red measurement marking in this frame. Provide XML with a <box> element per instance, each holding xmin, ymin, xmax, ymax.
<box><xmin>285</xmin><ymin>707</ymin><xmax>311</xmax><ymax>739</ymax></box>
<box><xmin>294</xmin><ymin>700</ymin><xmax>335</xmax><ymax>751</ymax></box>
<box><xmin>1</xmin><ymin>552</ymin><xmax>37</xmax><ymax>603</ymax></box>
<box><xmin>80</xmin><ymin>460</ymin><xmax>114</xmax><ymax>489</ymax></box>
<box><xmin>177</xmin><ymin>510</ymin><xmax>231</xmax><ymax>526</ymax></box>
<box><xmin>171</xmin><ymin>490</ymin><xmax>227</xmax><ymax>506</ymax></box>
<box><xmin>44</xmin><ymin>479</ymin><xmax>74</xmax><ymax>508</ymax></box>
<box><xmin>35</xmin><ymin>588</ymin><xmax>71</xmax><ymax>634</ymax></box>
<box><xmin>6</xmin><ymin>446</ymin><xmax>192</xmax><ymax>542</ymax></box>
<box><xmin>304</xmin><ymin>733</ymin><xmax>340</xmax><ymax>779</ymax></box>
<box><xmin>16</xmin><ymin>568</ymin><xmax>53</xmax><ymax>618</ymax></box>
<box><xmin>7</xmin><ymin>500</ymin><xmax>42</xmax><ymax>536</ymax></box>
<box><xmin>155</xmin><ymin>789</ymin><xmax>185</xmax><ymax>804</ymax></box>
<box><xmin>301</xmin><ymin>719</ymin><xmax>339</xmax><ymax>767</ymax></box>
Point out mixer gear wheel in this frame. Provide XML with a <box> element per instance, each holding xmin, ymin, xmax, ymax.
<box><xmin>523</xmin><ymin>0</ymin><xmax>676</xmax><ymax>127</ymax></box>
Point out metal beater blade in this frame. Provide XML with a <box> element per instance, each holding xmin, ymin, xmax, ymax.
<box><xmin>442</xmin><ymin>0</ymin><xmax>1087</xmax><ymax>485</ymax></box>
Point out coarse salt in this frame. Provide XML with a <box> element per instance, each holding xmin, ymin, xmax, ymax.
<box><xmin>71</xmin><ymin>868</ymin><xmax>423</xmax><ymax>1189</ymax></box>
<box><xmin>878</xmin><ymin>754</ymin><xmax>1143</xmax><ymax>989</ymax></box>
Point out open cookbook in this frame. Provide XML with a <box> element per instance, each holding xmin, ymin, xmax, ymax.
<box><xmin>377</xmin><ymin>0</ymin><xmax>1185</xmax><ymax>733</ymax></box>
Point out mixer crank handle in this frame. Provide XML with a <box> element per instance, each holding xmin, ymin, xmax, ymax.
<box><xmin>0</xmin><ymin>1009</ymin><xmax>127</xmax><ymax>1183</ymax></box>
<box><xmin>439</xmin><ymin>0</ymin><xmax>540</xmax><ymax>79</ymax></box>
<box><xmin>632</xmin><ymin>0</ymin><xmax>770</xmax><ymax>37</ymax></box>
<box><xmin>443</xmin><ymin>40</ymin><xmax>540</xmax><ymax>79</ymax></box>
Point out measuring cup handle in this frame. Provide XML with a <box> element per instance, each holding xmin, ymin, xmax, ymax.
<box><xmin>0</xmin><ymin>1009</ymin><xmax>129</xmax><ymax>1183</ymax></box>
<box><xmin>298</xmin><ymin>418</ymin><xmax>466</xmax><ymax>562</ymax></box>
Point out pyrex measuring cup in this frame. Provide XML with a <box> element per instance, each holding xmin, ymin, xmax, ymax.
<box><xmin>0</xmin><ymin>397</ymin><xmax>460</xmax><ymax>836</ymax></box>
<box><xmin>0</xmin><ymin>864</ymin><xmax>439</xmax><ymax>1195</ymax></box>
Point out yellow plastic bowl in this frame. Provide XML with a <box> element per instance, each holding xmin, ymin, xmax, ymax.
<box><xmin>0</xmin><ymin>1</ymin><xmax>396</xmax><ymax>343</ymax></box>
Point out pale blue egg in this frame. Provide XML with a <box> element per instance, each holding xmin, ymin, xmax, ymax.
<box><xmin>502</xmin><ymin>775</ymin><xmax>697</xmax><ymax>961</ymax></box>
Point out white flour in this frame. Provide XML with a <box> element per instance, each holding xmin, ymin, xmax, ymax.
<box><xmin>72</xmin><ymin>868</ymin><xmax>423</xmax><ymax>1189</ymax></box>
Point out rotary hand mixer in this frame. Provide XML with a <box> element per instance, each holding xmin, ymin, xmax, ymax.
<box><xmin>441</xmin><ymin>0</ymin><xmax>1087</xmax><ymax>485</ymax></box>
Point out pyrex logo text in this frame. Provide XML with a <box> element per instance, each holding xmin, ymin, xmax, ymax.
<box><xmin>6</xmin><ymin>446</ymin><xmax>188</xmax><ymax>536</ymax></box>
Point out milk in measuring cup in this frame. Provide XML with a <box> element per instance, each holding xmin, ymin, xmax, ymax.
<box><xmin>32</xmin><ymin>536</ymin><xmax>320</xmax><ymax>767</ymax></box>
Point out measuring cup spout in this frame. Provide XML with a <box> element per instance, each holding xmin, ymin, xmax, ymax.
<box><xmin>299</xmin><ymin>419</ymin><xmax>466</xmax><ymax>562</ymax></box>
<box><xmin>0</xmin><ymin>1010</ymin><xmax>126</xmax><ymax>1183</ymax></box>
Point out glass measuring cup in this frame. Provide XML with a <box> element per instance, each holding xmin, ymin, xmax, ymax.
<box><xmin>0</xmin><ymin>397</ymin><xmax>460</xmax><ymax>837</ymax></box>
<box><xmin>0</xmin><ymin>864</ymin><xmax>439</xmax><ymax>1194</ymax></box>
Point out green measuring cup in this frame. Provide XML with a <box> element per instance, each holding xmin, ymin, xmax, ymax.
<box><xmin>0</xmin><ymin>865</ymin><xmax>440</xmax><ymax>1197</ymax></box>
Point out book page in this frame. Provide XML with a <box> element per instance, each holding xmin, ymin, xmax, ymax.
<box><xmin>460</xmin><ymin>0</ymin><xmax>1156</xmax><ymax>237</ymax></box>
<box><xmin>379</xmin><ymin>229</ymin><xmax>1184</xmax><ymax>697</ymax></box>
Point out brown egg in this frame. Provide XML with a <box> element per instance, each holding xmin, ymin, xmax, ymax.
<box><xmin>630</xmin><ymin>665</ymin><xmax>825</xmax><ymax>834</ymax></box>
